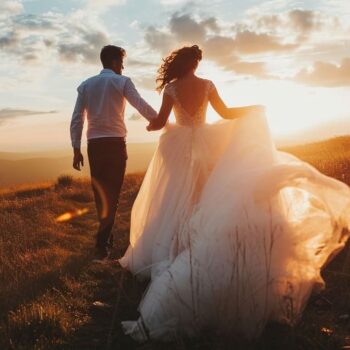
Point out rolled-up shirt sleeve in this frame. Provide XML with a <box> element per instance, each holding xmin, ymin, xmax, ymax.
<box><xmin>70</xmin><ymin>84</ymin><xmax>86</xmax><ymax>149</ymax></box>
<box><xmin>124</xmin><ymin>78</ymin><xmax>158</xmax><ymax>121</ymax></box>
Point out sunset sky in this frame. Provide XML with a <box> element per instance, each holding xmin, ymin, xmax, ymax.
<box><xmin>0</xmin><ymin>0</ymin><xmax>349</xmax><ymax>151</ymax></box>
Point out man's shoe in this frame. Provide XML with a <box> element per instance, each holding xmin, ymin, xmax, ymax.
<box><xmin>92</xmin><ymin>247</ymin><xmax>109</xmax><ymax>263</ymax></box>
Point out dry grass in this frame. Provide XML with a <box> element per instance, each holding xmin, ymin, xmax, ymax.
<box><xmin>1</xmin><ymin>137</ymin><xmax>350</xmax><ymax>349</ymax></box>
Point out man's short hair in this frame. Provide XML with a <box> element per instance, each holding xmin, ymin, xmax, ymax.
<box><xmin>100</xmin><ymin>45</ymin><xmax>126</xmax><ymax>68</ymax></box>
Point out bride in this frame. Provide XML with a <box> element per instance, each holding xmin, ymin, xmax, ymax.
<box><xmin>119</xmin><ymin>45</ymin><xmax>350</xmax><ymax>342</ymax></box>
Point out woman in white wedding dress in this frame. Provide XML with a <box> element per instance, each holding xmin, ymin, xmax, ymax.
<box><xmin>119</xmin><ymin>45</ymin><xmax>350</xmax><ymax>342</ymax></box>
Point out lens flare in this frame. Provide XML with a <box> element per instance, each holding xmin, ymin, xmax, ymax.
<box><xmin>56</xmin><ymin>208</ymin><xmax>89</xmax><ymax>222</ymax></box>
<box><xmin>91</xmin><ymin>177</ymin><xmax>108</xmax><ymax>219</ymax></box>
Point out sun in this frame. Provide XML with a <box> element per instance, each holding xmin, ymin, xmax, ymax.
<box><xmin>205</xmin><ymin>74</ymin><xmax>348</xmax><ymax>143</ymax></box>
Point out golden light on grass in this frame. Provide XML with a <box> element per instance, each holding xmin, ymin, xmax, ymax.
<box><xmin>56</xmin><ymin>208</ymin><xmax>89</xmax><ymax>222</ymax></box>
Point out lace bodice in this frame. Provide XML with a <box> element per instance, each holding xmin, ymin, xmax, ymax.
<box><xmin>164</xmin><ymin>79</ymin><xmax>213</xmax><ymax>126</ymax></box>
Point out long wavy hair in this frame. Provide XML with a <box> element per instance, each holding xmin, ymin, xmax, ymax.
<box><xmin>156</xmin><ymin>45</ymin><xmax>202</xmax><ymax>93</ymax></box>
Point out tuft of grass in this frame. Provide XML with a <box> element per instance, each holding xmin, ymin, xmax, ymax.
<box><xmin>56</xmin><ymin>175</ymin><xmax>75</xmax><ymax>188</ymax></box>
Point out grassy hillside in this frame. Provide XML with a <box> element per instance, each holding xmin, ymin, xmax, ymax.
<box><xmin>0</xmin><ymin>143</ymin><xmax>157</xmax><ymax>188</ymax></box>
<box><xmin>0</xmin><ymin>174</ymin><xmax>145</xmax><ymax>350</ymax></box>
<box><xmin>1</xmin><ymin>137</ymin><xmax>350</xmax><ymax>349</ymax></box>
<box><xmin>283</xmin><ymin>136</ymin><xmax>350</xmax><ymax>184</ymax></box>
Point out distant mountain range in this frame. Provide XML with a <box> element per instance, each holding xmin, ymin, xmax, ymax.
<box><xmin>0</xmin><ymin>143</ymin><xmax>157</xmax><ymax>188</ymax></box>
<box><xmin>2</xmin><ymin>135</ymin><xmax>350</xmax><ymax>188</ymax></box>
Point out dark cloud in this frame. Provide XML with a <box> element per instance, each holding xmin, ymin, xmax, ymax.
<box><xmin>143</xmin><ymin>12</ymin><xmax>300</xmax><ymax>79</ymax></box>
<box><xmin>254</xmin><ymin>9</ymin><xmax>323</xmax><ymax>34</ymax></box>
<box><xmin>288</xmin><ymin>9</ymin><xmax>317</xmax><ymax>33</ymax></box>
<box><xmin>0</xmin><ymin>30</ymin><xmax>19</xmax><ymax>49</ymax></box>
<box><xmin>0</xmin><ymin>109</ymin><xmax>57</xmax><ymax>125</ymax></box>
<box><xmin>145</xmin><ymin>26</ymin><xmax>174</xmax><ymax>54</ymax></box>
<box><xmin>145</xmin><ymin>14</ymin><xmax>223</xmax><ymax>55</ymax></box>
<box><xmin>0</xmin><ymin>9</ymin><xmax>110</xmax><ymax>65</ymax></box>
<box><xmin>295</xmin><ymin>58</ymin><xmax>350</xmax><ymax>87</ymax></box>
<box><xmin>169</xmin><ymin>14</ymin><xmax>206</xmax><ymax>43</ymax></box>
<box><xmin>200</xmin><ymin>17</ymin><xmax>220</xmax><ymax>33</ymax></box>
<box><xmin>58</xmin><ymin>30</ymin><xmax>109</xmax><ymax>64</ymax></box>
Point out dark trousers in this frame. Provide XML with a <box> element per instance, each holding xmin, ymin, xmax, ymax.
<box><xmin>87</xmin><ymin>137</ymin><xmax>127</xmax><ymax>251</ymax></box>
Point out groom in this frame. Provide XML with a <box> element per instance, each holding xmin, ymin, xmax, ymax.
<box><xmin>70</xmin><ymin>45</ymin><xmax>158</xmax><ymax>260</ymax></box>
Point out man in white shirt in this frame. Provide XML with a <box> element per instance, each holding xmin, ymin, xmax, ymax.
<box><xmin>70</xmin><ymin>45</ymin><xmax>158</xmax><ymax>260</ymax></box>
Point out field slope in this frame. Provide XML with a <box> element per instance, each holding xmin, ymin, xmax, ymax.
<box><xmin>1</xmin><ymin>137</ymin><xmax>350</xmax><ymax>349</ymax></box>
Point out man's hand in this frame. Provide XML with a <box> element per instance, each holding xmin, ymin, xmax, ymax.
<box><xmin>146</xmin><ymin>122</ymin><xmax>155</xmax><ymax>131</ymax></box>
<box><xmin>73</xmin><ymin>149</ymin><xmax>84</xmax><ymax>171</ymax></box>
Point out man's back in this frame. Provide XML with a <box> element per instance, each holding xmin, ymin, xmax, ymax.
<box><xmin>70</xmin><ymin>68</ymin><xmax>157</xmax><ymax>149</ymax></box>
<box><xmin>79</xmin><ymin>69</ymin><xmax>129</xmax><ymax>141</ymax></box>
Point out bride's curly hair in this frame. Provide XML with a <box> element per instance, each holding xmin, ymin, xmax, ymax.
<box><xmin>156</xmin><ymin>45</ymin><xmax>202</xmax><ymax>93</ymax></box>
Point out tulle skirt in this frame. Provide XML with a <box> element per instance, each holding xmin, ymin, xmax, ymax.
<box><xmin>119</xmin><ymin>112</ymin><xmax>350</xmax><ymax>341</ymax></box>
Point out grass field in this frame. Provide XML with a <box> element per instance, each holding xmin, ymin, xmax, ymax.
<box><xmin>1</xmin><ymin>136</ymin><xmax>350</xmax><ymax>349</ymax></box>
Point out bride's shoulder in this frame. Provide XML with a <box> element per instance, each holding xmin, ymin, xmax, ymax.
<box><xmin>198</xmin><ymin>78</ymin><xmax>214</xmax><ymax>87</ymax></box>
<box><xmin>164</xmin><ymin>82</ymin><xmax>176</xmax><ymax>96</ymax></box>
<box><xmin>198</xmin><ymin>78</ymin><xmax>215</xmax><ymax>94</ymax></box>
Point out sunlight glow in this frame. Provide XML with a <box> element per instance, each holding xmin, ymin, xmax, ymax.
<box><xmin>56</xmin><ymin>208</ymin><xmax>89</xmax><ymax>222</ymax></box>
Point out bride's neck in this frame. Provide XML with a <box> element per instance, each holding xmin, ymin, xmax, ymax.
<box><xmin>180</xmin><ymin>71</ymin><xmax>196</xmax><ymax>80</ymax></box>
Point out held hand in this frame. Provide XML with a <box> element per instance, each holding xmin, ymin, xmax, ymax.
<box><xmin>146</xmin><ymin>122</ymin><xmax>156</xmax><ymax>131</ymax></box>
<box><xmin>73</xmin><ymin>150</ymin><xmax>84</xmax><ymax>171</ymax></box>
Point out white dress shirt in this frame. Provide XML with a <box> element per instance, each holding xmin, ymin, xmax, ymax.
<box><xmin>70</xmin><ymin>68</ymin><xmax>158</xmax><ymax>149</ymax></box>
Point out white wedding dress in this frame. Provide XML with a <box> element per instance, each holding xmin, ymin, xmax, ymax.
<box><xmin>119</xmin><ymin>80</ymin><xmax>350</xmax><ymax>341</ymax></box>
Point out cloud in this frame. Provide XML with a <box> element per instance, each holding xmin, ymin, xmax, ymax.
<box><xmin>202</xmin><ymin>36</ymin><xmax>235</xmax><ymax>59</ymax></box>
<box><xmin>0</xmin><ymin>108</ymin><xmax>57</xmax><ymax>125</ymax></box>
<box><xmin>0</xmin><ymin>30</ymin><xmax>19</xmax><ymax>49</ymax></box>
<box><xmin>220</xmin><ymin>57</ymin><xmax>268</xmax><ymax>77</ymax></box>
<box><xmin>145</xmin><ymin>27</ymin><xmax>174</xmax><ymax>54</ymax></box>
<box><xmin>234</xmin><ymin>30</ymin><xmax>298</xmax><ymax>54</ymax></box>
<box><xmin>58</xmin><ymin>30</ymin><xmax>109</xmax><ymax>64</ymax></box>
<box><xmin>288</xmin><ymin>9</ymin><xmax>317</xmax><ymax>32</ymax></box>
<box><xmin>126</xmin><ymin>58</ymin><xmax>157</xmax><ymax>69</ymax></box>
<box><xmin>141</xmin><ymin>8</ymin><xmax>349</xmax><ymax>82</ymax></box>
<box><xmin>85</xmin><ymin>0</ymin><xmax>126</xmax><ymax>14</ymax></box>
<box><xmin>133</xmin><ymin>76</ymin><xmax>157</xmax><ymax>90</ymax></box>
<box><xmin>14</xmin><ymin>13</ymin><xmax>61</xmax><ymax>31</ymax></box>
<box><xmin>0</xmin><ymin>0</ymin><xmax>23</xmax><ymax>17</ymax></box>
<box><xmin>143</xmin><ymin>13</ymin><xmax>298</xmax><ymax>78</ymax></box>
<box><xmin>160</xmin><ymin>0</ymin><xmax>190</xmax><ymax>4</ymax></box>
<box><xmin>295</xmin><ymin>58</ymin><xmax>350</xmax><ymax>87</ymax></box>
<box><xmin>169</xmin><ymin>14</ymin><xmax>207</xmax><ymax>43</ymax></box>
<box><xmin>0</xmin><ymin>7</ymin><xmax>112</xmax><ymax>66</ymax></box>
<box><xmin>145</xmin><ymin>13</ymin><xmax>301</xmax><ymax>55</ymax></box>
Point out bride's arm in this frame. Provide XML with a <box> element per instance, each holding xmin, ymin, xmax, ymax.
<box><xmin>146</xmin><ymin>93</ymin><xmax>173</xmax><ymax>131</ymax></box>
<box><xmin>209</xmin><ymin>83</ymin><xmax>264</xmax><ymax>119</ymax></box>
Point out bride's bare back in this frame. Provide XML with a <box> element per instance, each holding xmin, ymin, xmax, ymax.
<box><xmin>147</xmin><ymin>73</ymin><xmax>264</xmax><ymax>130</ymax></box>
<box><xmin>165</xmin><ymin>76</ymin><xmax>211</xmax><ymax>126</ymax></box>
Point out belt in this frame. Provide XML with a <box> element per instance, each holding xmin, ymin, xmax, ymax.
<box><xmin>88</xmin><ymin>137</ymin><xmax>125</xmax><ymax>144</ymax></box>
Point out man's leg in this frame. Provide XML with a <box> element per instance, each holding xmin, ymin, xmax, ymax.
<box><xmin>88</xmin><ymin>138</ymin><xmax>127</xmax><ymax>257</ymax></box>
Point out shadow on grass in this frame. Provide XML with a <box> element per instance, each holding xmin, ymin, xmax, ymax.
<box><xmin>1</xmin><ymin>249</ymin><xmax>96</xmax><ymax>316</ymax></box>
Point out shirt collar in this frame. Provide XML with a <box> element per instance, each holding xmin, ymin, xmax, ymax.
<box><xmin>100</xmin><ymin>68</ymin><xmax>115</xmax><ymax>74</ymax></box>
